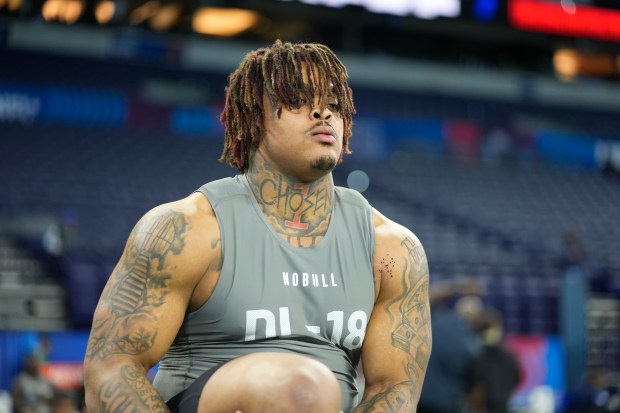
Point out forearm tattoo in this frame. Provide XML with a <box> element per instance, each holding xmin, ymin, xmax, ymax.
<box><xmin>98</xmin><ymin>365</ymin><xmax>168</xmax><ymax>413</ymax></box>
<box><xmin>354</xmin><ymin>382</ymin><xmax>417</xmax><ymax>413</ymax></box>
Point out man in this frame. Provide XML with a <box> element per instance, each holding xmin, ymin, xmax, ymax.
<box><xmin>83</xmin><ymin>40</ymin><xmax>431</xmax><ymax>413</ymax></box>
<box><xmin>419</xmin><ymin>285</ymin><xmax>483</xmax><ymax>413</ymax></box>
<box><xmin>12</xmin><ymin>354</ymin><xmax>57</xmax><ymax>413</ymax></box>
<box><xmin>470</xmin><ymin>309</ymin><xmax>520</xmax><ymax>413</ymax></box>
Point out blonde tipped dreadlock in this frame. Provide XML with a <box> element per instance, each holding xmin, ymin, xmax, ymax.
<box><xmin>219</xmin><ymin>40</ymin><xmax>356</xmax><ymax>173</ymax></box>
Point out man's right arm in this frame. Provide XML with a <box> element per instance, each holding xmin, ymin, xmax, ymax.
<box><xmin>83</xmin><ymin>197</ymin><xmax>217</xmax><ymax>413</ymax></box>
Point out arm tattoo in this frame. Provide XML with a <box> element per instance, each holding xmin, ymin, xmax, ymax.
<box><xmin>388</xmin><ymin>237</ymin><xmax>431</xmax><ymax>367</ymax></box>
<box><xmin>391</xmin><ymin>263</ymin><xmax>431</xmax><ymax>358</ymax></box>
<box><xmin>98</xmin><ymin>365</ymin><xmax>168</xmax><ymax>413</ymax></box>
<box><xmin>359</xmin><ymin>235</ymin><xmax>431</xmax><ymax>412</ymax></box>
<box><xmin>86</xmin><ymin>210</ymin><xmax>189</xmax><ymax>361</ymax></box>
<box><xmin>354</xmin><ymin>382</ymin><xmax>416</xmax><ymax>413</ymax></box>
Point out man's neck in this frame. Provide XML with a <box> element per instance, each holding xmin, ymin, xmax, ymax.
<box><xmin>246</xmin><ymin>151</ymin><xmax>335</xmax><ymax>247</ymax></box>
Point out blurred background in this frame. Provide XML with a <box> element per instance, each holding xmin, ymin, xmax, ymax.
<box><xmin>0</xmin><ymin>0</ymin><xmax>619</xmax><ymax>412</ymax></box>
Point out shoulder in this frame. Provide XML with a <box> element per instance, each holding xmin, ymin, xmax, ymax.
<box><xmin>372</xmin><ymin>207</ymin><xmax>422</xmax><ymax>251</ymax></box>
<box><xmin>125</xmin><ymin>190</ymin><xmax>219</xmax><ymax>286</ymax></box>
<box><xmin>371</xmin><ymin>208</ymin><xmax>428</xmax><ymax>299</ymax></box>
<box><xmin>136</xmin><ymin>191</ymin><xmax>217</xmax><ymax>239</ymax></box>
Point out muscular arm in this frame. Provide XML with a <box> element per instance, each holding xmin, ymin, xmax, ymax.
<box><xmin>353</xmin><ymin>210</ymin><xmax>432</xmax><ymax>413</ymax></box>
<box><xmin>83</xmin><ymin>195</ymin><xmax>219</xmax><ymax>413</ymax></box>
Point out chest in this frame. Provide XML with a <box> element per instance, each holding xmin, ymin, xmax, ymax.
<box><xmin>191</xmin><ymin>183</ymin><xmax>376</xmax><ymax>353</ymax></box>
<box><xmin>190</xmin><ymin>227</ymin><xmax>374</xmax><ymax>353</ymax></box>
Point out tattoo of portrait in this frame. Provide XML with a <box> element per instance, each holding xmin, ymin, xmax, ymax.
<box><xmin>86</xmin><ymin>210</ymin><xmax>189</xmax><ymax>361</ymax></box>
<box><xmin>98</xmin><ymin>365</ymin><xmax>168</xmax><ymax>413</ymax></box>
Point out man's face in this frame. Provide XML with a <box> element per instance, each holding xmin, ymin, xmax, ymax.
<box><xmin>258</xmin><ymin>66</ymin><xmax>345</xmax><ymax>182</ymax></box>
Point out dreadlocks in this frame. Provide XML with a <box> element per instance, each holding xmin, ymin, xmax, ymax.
<box><xmin>219</xmin><ymin>39</ymin><xmax>356</xmax><ymax>173</ymax></box>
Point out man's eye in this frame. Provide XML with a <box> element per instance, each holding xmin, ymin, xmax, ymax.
<box><xmin>290</xmin><ymin>98</ymin><xmax>307</xmax><ymax>108</ymax></box>
<box><xmin>328</xmin><ymin>102</ymin><xmax>340</xmax><ymax>111</ymax></box>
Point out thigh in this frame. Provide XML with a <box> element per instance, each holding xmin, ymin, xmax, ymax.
<box><xmin>197</xmin><ymin>352</ymin><xmax>342</xmax><ymax>413</ymax></box>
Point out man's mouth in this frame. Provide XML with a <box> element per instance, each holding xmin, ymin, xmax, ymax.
<box><xmin>310</xmin><ymin>125</ymin><xmax>337</xmax><ymax>144</ymax></box>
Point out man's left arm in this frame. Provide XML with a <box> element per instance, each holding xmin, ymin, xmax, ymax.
<box><xmin>353</xmin><ymin>212</ymin><xmax>432</xmax><ymax>412</ymax></box>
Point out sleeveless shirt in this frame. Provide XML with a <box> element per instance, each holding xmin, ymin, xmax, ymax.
<box><xmin>153</xmin><ymin>175</ymin><xmax>375</xmax><ymax>412</ymax></box>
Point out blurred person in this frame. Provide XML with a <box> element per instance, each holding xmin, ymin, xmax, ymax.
<box><xmin>563</xmin><ymin>366</ymin><xmax>620</xmax><ymax>413</ymax></box>
<box><xmin>559</xmin><ymin>228</ymin><xmax>587</xmax><ymax>271</ymax></box>
<box><xmin>418</xmin><ymin>281</ymin><xmax>483</xmax><ymax>413</ymax></box>
<box><xmin>12</xmin><ymin>354</ymin><xmax>57</xmax><ymax>413</ymax></box>
<box><xmin>83</xmin><ymin>40</ymin><xmax>432</xmax><ymax>413</ymax></box>
<box><xmin>469</xmin><ymin>309</ymin><xmax>521</xmax><ymax>413</ymax></box>
<box><xmin>51</xmin><ymin>393</ymin><xmax>80</xmax><ymax>413</ymax></box>
<box><xmin>454</xmin><ymin>293</ymin><xmax>485</xmax><ymax>333</ymax></box>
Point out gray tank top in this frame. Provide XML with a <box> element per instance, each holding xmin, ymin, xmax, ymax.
<box><xmin>153</xmin><ymin>175</ymin><xmax>375</xmax><ymax>412</ymax></box>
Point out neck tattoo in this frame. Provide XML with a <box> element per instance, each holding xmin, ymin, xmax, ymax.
<box><xmin>246</xmin><ymin>151</ymin><xmax>334</xmax><ymax>242</ymax></box>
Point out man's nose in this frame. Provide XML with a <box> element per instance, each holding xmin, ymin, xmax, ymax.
<box><xmin>311</xmin><ymin>106</ymin><xmax>332</xmax><ymax>120</ymax></box>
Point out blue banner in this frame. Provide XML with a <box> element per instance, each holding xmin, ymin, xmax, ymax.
<box><xmin>0</xmin><ymin>83</ymin><xmax>126</xmax><ymax>126</ymax></box>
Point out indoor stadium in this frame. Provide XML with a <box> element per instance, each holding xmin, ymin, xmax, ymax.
<box><xmin>1</xmin><ymin>1</ymin><xmax>619</xmax><ymax>412</ymax></box>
